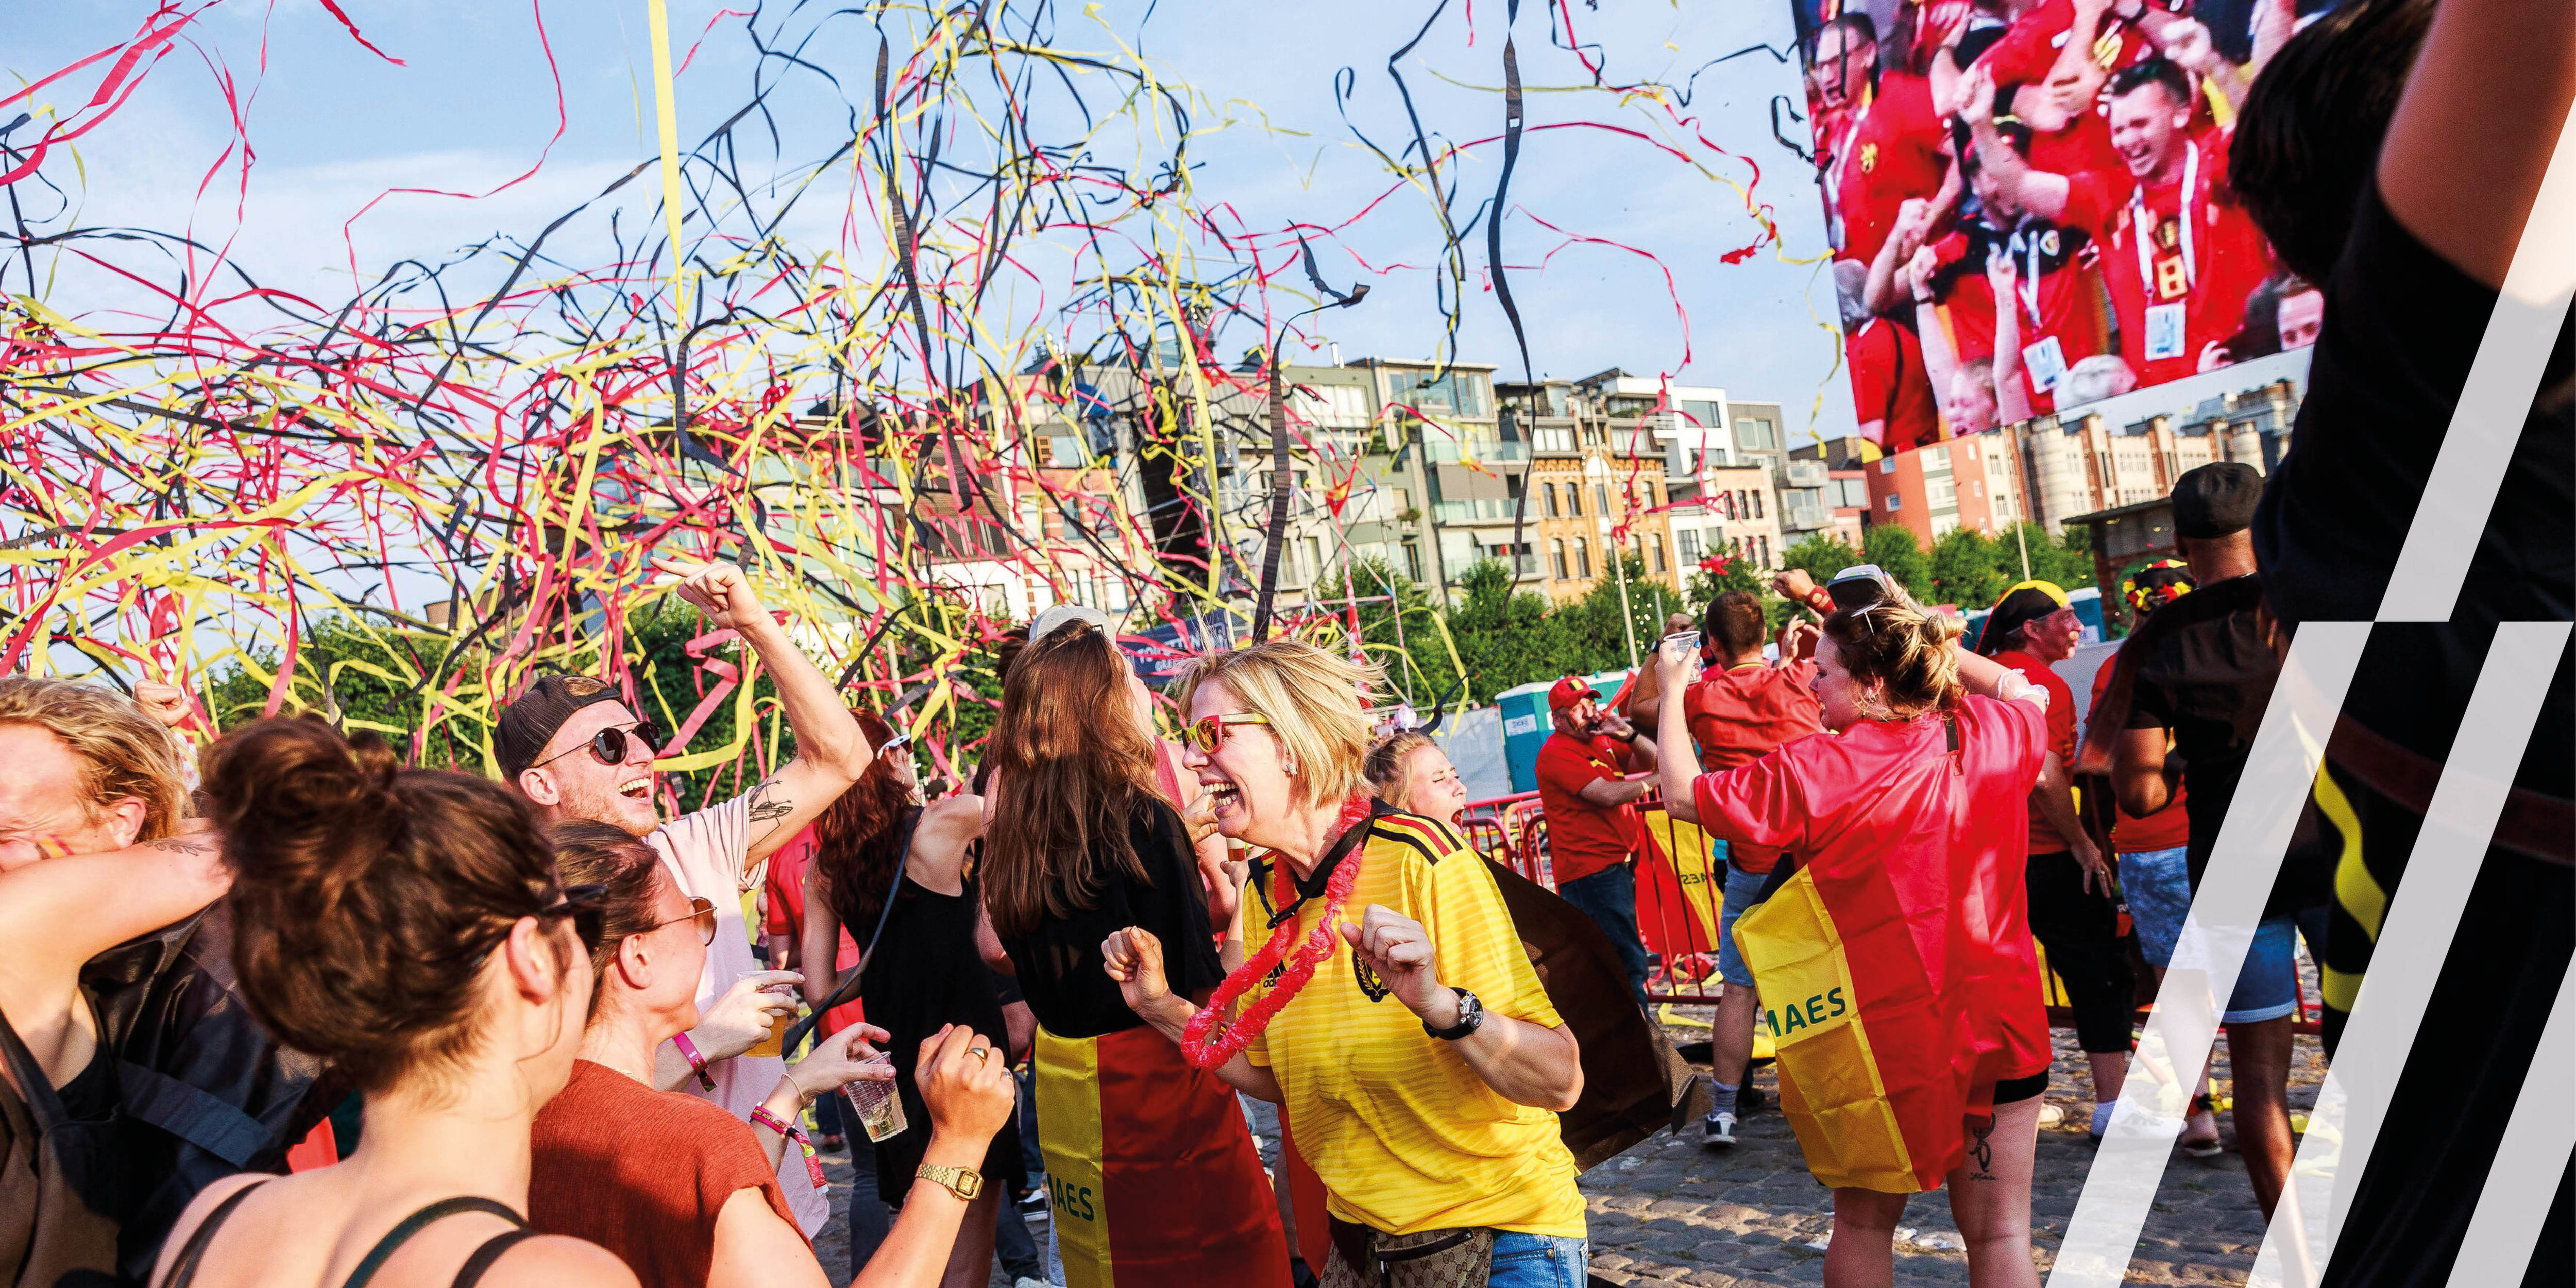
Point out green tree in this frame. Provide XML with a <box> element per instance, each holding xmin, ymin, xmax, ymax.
<box><xmin>1556</xmin><ymin>553</ymin><xmax>1673</xmax><ymax>675</ymax></box>
<box><xmin>1862</xmin><ymin>524</ymin><xmax>1934</xmax><ymax>602</ymax></box>
<box><xmin>1304</xmin><ymin>557</ymin><xmax>1464</xmax><ymax>708</ymax></box>
<box><xmin>1441</xmin><ymin>559</ymin><xmax>1576</xmax><ymax>705</ymax></box>
<box><xmin>1778</xmin><ymin>533</ymin><xmax>1862</xmax><ymax>588</ymax></box>
<box><xmin>1929</xmin><ymin>527</ymin><xmax>2008</xmax><ymax>610</ymax></box>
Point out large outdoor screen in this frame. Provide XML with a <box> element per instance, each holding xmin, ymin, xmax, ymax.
<box><xmin>1791</xmin><ymin>0</ymin><xmax>2329</xmax><ymax>450</ymax></box>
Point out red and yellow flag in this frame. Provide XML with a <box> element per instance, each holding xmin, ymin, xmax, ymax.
<box><xmin>1033</xmin><ymin>1025</ymin><xmax>1289</xmax><ymax>1288</ymax></box>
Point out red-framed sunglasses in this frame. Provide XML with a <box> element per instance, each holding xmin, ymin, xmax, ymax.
<box><xmin>1183</xmin><ymin>711</ymin><xmax>1272</xmax><ymax>754</ymax></box>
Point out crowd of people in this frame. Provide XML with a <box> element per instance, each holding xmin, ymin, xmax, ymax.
<box><xmin>1</xmin><ymin>1</ymin><xmax>2566</xmax><ymax>1285</ymax></box>
<box><xmin>1811</xmin><ymin>0</ymin><xmax>2327</xmax><ymax>446</ymax></box>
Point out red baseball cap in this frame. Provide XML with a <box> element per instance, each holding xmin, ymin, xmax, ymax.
<box><xmin>1548</xmin><ymin>675</ymin><xmax>1595</xmax><ymax>710</ymax></box>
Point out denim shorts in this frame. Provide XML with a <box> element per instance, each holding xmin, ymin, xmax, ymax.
<box><xmin>1714</xmin><ymin>843</ymin><xmax>1770</xmax><ymax>990</ymax></box>
<box><xmin>2222</xmin><ymin>914</ymin><xmax>2300</xmax><ymax>1025</ymax></box>
<box><xmin>2117</xmin><ymin>845</ymin><xmax>2193</xmax><ymax>968</ymax></box>
<box><xmin>1487</xmin><ymin>1232</ymin><xmax>1589</xmax><ymax>1288</ymax></box>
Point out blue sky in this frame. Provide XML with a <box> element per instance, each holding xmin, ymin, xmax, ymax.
<box><xmin>12</xmin><ymin>0</ymin><xmax>1871</xmax><ymax>441</ymax></box>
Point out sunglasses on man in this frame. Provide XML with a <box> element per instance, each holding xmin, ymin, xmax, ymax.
<box><xmin>533</xmin><ymin>721</ymin><xmax>665</xmax><ymax>771</ymax></box>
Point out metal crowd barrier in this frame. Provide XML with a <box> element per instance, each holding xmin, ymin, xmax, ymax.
<box><xmin>1459</xmin><ymin>784</ymin><xmax>2320</xmax><ymax>1032</ymax></box>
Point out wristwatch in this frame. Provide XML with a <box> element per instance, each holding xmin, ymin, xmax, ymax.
<box><xmin>1423</xmin><ymin>988</ymin><xmax>1484</xmax><ymax>1041</ymax></box>
<box><xmin>917</xmin><ymin>1163</ymin><xmax>985</xmax><ymax>1202</ymax></box>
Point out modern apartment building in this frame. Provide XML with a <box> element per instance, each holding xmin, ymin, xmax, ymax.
<box><xmin>1863</xmin><ymin>431</ymin><xmax>2032</xmax><ymax>546</ymax></box>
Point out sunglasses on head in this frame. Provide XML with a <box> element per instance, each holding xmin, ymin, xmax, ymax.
<box><xmin>535</xmin><ymin>721</ymin><xmax>665</xmax><ymax>771</ymax></box>
<box><xmin>1183</xmin><ymin>711</ymin><xmax>1271</xmax><ymax>755</ymax></box>
<box><xmin>643</xmin><ymin>895</ymin><xmax>719</xmax><ymax>946</ymax></box>
<box><xmin>536</xmin><ymin>883</ymin><xmax>611</xmax><ymax>952</ymax></box>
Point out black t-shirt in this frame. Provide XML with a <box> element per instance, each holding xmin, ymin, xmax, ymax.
<box><xmin>2250</xmin><ymin>181</ymin><xmax>2573</xmax><ymax>1287</ymax></box>
<box><xmin>2253</xmin><ymin>184</ymin><xmax>2575</xmax><ymax>801</ymax></box>
<box><xmin>997</xmin><ymin>794</ymin><xmax>1224</xmax><ymax>1040</ymax></box>
<box><xmin>2121</xmin><ymin>575</ymin><xmax>2325</xmax><ymax>916</ymax></box>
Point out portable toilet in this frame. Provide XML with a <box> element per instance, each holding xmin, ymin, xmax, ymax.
<box><xmin>1498</xmin><ymin>670</ymin><xmax>1632</xmax><ymax>793</ymax></box>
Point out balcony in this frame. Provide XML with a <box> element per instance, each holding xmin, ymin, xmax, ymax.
<box><xmin>1430</xmin><ymin>497</ymin><xmax>1530</xmax><ymax>524</ymax></box>
<box><xmin>1421</xmin><ymin>439</ymin><xmax>1533</xmax><ymax>465</ymax></box>
<box><xmin>1784</xmin><ymin>459</ymin><xmax>1828</xmax><ymax>487</ymax></box>
<box><xmin>1781</xmin><ymin>502</ymin><xmax>1831</xmax><ymax>532</ymax></box>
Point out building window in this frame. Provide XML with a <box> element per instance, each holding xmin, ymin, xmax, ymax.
<box><xmin>1403</xmin><ymin>543</ymin><xmax>1422</xmax><ymax>583</ymax></box>
<box><xmin>1886</xmin><ymin>494</ymin><xmax>1902</xmax><ymax>511</ymax></box>
<box><xmin>1551</xmin><ymin>538</ymin><xmax>1568</xmax><ymax>580</ymax></box>
<box><xmin>1752</xmin><ymin>490</ymin><xmax>1765</xmax><ymax>519</ymax></box>
<box><xmin>1575</xmin><ymin>538</ymin><xmax>1592</xmax><ymax>578</ymax></box>
<box><xmin>1677</xmin><ymin>528</ymin><xmax>1701</xmax><ymax>564</ymax></box>
<box><xmin>1758</xmin><ymin>535</ymin><xmax>1771</xmax><ymax>566</ymax></box>
<box><xmin>1303</xmin><ymin>536</ymin><xmax>1325</xmax><ymax>580</ymax></box>
<box><xmin>1594</xmin><ymin>484</ymin><xmax>1611</xmax><ymax>517</ymax></box>
<box><xmin>1650</xmin><ymin>534</ymin><xmax>1667</xmax><ymax>573</ymax></box>
<box><xmin>1542</xmin><ymin>484</ymin><xmax>1559</xmax><ymax>518</ymax></box>
<box><xmin>1566</xmin><ymin>485</ymin><xmax>1580</xmax><ymax>517</ymax></box>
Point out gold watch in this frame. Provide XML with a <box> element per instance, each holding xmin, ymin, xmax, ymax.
<box><xmin>916</xmin><ymin>1163</ymin><xmax>984</xmax><ymax>1201</ymax></box>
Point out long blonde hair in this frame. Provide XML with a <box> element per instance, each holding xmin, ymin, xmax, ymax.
<box><xmin>982</xmin><ymin>622</ymin><xmax>1161</xmax><ymax>938</ymax></box>
<box><xmin>1172</xmin><ymin>639</ymin><xmax>1381</xmax><ymax>808</ymax></box>
<box><xmin>1362</xmin><ymin>731</ymin><xmax>1437</xmax><ymax>810</ymax></box>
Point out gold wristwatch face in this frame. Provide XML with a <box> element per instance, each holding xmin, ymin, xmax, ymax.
<box><xmin>918</xmin><ymin>1163</ymin><xmax>984</xmax><ymax>1201</ymax></box>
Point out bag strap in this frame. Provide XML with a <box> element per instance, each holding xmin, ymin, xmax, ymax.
<box><xmin>160</xmin><ymin>1179</ymin><xmax>273</xmax><ymax>1288</ymax></box>
<box><xmin>116</xmin><ymin>1059</ymin><xmax>276</xmax><ymax>1167</ymax></box>
<box><xmin>341</xmin><ymin>1197</ymin><xmax>526</xmax><ymax>1288</ymax></box>
<box><xmin>780</xmin><ymin>806</ymin><xmax>922</xmax><ymax>1054</ymax></box>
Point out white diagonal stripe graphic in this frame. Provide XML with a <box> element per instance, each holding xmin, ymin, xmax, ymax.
<box><xmin>2046</xmin><ymin>623</ymin><xmax>2367</xmax><ymax>1288</ymax></box>
<box><xmin>2246</xmin><ymin>620</ymin><xmax>2572</xmax><ymax>1288</ymax></box>
<box><xmin>2377</xmin><ymin>105</ymin><xmax>2576</xmax><ymax>621</ymax></box>
<box><xmin>2445</xmin><ymin>955</ymin><xmax>2576</xmax><ymax>1288</ymax></box>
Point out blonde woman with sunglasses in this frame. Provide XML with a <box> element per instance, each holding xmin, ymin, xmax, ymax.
<box><xmin>1101</xmin><ymin>639</ymin><xmax>1589</xmax><ymax>1288</ymax></box>
<box><xmin>980</xmin><ymin>621</ymin><xmax>1289</xmax><ymax>1288</ymax></box>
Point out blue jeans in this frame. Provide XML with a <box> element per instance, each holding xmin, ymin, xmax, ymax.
<box><xmin>1557</xmin><ymin>863</ymin><xmax>1650</xmax><ymax>1013</ymax></box>
<box><xmin>1714</xmin><ymin>847</ymin><xmax>1770</xmax><ymax>990</ymax></box>
<box><xmin>1487</xmin><ymin>1232</ymin><xmax>1589</xmax><ymax>1288</ymax></box>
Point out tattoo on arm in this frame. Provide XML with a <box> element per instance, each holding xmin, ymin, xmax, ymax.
<box><xmin>745</xmin><ymin>777</ymin><xmax>795</xmax><ymax>825</ymax></box>
<box><xmin>144</xmin><ymin>837</ymin><xmax>215</xmax><ymax>855</ymax></box>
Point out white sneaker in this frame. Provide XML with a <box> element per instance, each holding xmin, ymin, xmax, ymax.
<box><xmin>1702</xmin><ymin>1112</ymin><xmax>1738</xmax><ymax>1148</ymax></box>
<box><xmin>2037</xmin><ymin>1103</ymin><xmax>2066</xmax><ymax>1129</ymax></box>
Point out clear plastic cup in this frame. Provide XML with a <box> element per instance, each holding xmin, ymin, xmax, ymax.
<box><xmin>738</xmin><ymin>970</ymin><xmax>792</xmax><ymax>1058</ymax></box>
<box><xmin>840</xmin><ymin>1056</ymin><xmax>906</xmax><ymax>1143</ymax></box>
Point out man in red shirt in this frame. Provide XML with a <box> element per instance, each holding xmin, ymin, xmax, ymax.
<box><xmin>1534</xmin><ymin>674</ymin><xmax>1659</xmax><ymax>1013</ymax></box>
<box><xmin>1975</xmin><ymin>581</ymin><xmax>2131</xmax><ymax>1139</ymax></box>
<box><xmin>1969</xmin><ymin>56</ymin><xmax>2276</xmax><ymax>389</ymax></box>
<box><xmin>1680</xmin><ymin>591</ymin><xmax>1824</xmax><ymax>1148</ymax></box>
<box><xmin>1839</xmin><ymin>260</ymin><xmax>1944</xmax><ymax>451</ymax></box>
<box><xmin>1811</xmin><ymin>13</ymin><xmax>1955</xmax><ymax>275</ymax></box>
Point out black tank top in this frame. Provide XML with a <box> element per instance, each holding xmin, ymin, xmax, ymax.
<box><xmin>854</xmin><ymin>872</ymin><xmax>1020</xmax><ymax>1204</ymax></box>
<box><xmin>159</xmin><ymin>1182</ymin><xmax>537</xmax><ymax>1288</ymax></box>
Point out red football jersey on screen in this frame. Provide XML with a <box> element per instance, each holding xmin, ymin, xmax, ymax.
<box><xmin>2061</xmin><ymin>139</ymin><xmax>2275</xmax><ymax>387</ymax></box>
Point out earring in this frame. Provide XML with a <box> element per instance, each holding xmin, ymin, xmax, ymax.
<box><xmin>1282</xmin><ymin>756</ymin><xmax>1299</xmax><ymax>776</ymax></box>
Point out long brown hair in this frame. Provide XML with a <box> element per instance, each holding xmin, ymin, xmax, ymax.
<box><xmin>810</xmin><ymin>707</ymin><xmax>916</xmax><ymax>933</ymax></box>
<box><xmin>546</xmin><ymin>820</ymin><xmax>668</xmax><ymax>1019</ymax></box>
<box><xmin>982</xmin><ymin>621</ymin><xmax>1160</xmax><ymax>938</ymax></box>
<box><xmin>205</xmin><ymin>717</ymin><xmax>565</xmax><ymax>1094</ymax></box>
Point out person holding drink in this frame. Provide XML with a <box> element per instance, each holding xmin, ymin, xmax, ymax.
<box><xmin>532</xmin><ymin>821</ymin><xmax>1013</xmax><ymax>1288</ymax></box>
<box><xmin>1100</xmin><ymin>638</ymin><xmax>1589</xmax><ymax>1288</ymax></box>
<box><xmin>800</xmin><ymin>710</ymin><xmax>1023</xmax><ymax>1288</ymax></box>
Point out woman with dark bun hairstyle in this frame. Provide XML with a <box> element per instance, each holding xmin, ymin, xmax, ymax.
<box><xmin>147</xmin><ymin>718</ymin><xmax>639</xmax><ymax>1288</ymax></box>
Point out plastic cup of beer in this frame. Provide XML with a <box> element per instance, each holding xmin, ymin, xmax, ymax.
<box><xmin>738</xmin><ymin>970</ymin><xmax>792</xmax><ymax>1058</ymax></box>
<box><xmin>841</xmin><ymin>1056</ymin><xmax>907</xmax><ymax>1143</ymax></box>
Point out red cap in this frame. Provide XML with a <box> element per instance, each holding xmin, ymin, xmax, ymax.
<box><xmin>1548</xmin><ymin>675</ymin><xmax>1594</xmax><ymax>710</ymax></box>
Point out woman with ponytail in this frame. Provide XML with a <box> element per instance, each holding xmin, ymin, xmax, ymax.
<box><xmin>1652</xmin><ymin>591</ymin><xmax>2060</xmax><ymax>1288</ymax></box>
<box><xmin>1100</xmin><ymin>639</ymin><xmax>1587</xmax><ymax>1288</ymax></box>
<box><xmin>148</xmin><ymin>718</ymin><xmax>636</xmax><ymax>1288</ymax></box>
<box><xmin>978</xmin><ymin>620</ymin><xmax>1284</xmax><ymax>1288</ymax></box>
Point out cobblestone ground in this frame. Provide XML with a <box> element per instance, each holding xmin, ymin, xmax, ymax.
<box><xmin>814</xmin><ymin>1015</ymin><xmax>2327</xmax><ymax>1287</ymax></box>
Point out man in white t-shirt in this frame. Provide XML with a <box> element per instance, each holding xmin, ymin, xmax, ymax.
<box><xmin>498</xmin><ymin>563</ymin><xmax>879</xmax><ymax>1235</ymax></box>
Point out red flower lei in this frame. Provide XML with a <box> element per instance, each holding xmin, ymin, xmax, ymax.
<box><xmin>1178</xmin><ymin>793</ymin><xmax>1376</xmax><ymax>1070</ymax></box>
